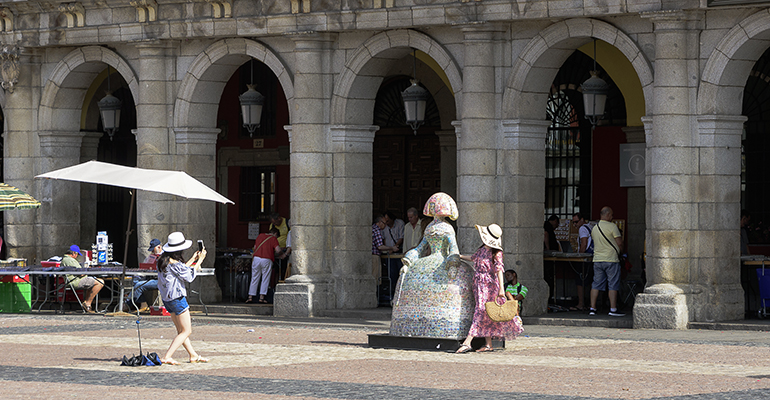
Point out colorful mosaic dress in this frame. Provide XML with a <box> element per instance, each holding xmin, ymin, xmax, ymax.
<box><xmin>467</xmin><ymin>247</ymin><xmax>524</xmax><ymax>339</ymax></box>
<box><xmin>389</xmin><ymin>216</ymin><xmax>475</xmax><ymax>339</ymax></box>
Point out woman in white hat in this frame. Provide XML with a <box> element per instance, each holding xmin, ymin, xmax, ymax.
<box><xmin>455</xmin><ymin>224</ymin><xmax>523</xmax><ymax>353</ymax></box>
<box><xmin>157</xmin><ymin>231</ymin><xmax>208</xmax><ymax>365</ymax></box>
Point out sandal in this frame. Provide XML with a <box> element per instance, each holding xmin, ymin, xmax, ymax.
<box><xmin>161</xmin><ymin>358</ymin><xmax>180</xmax><ymax>365</ymax></box>
<box><xmin>190</xmin><ymin>355</ymin><xmax>209</xmax><ymax>363</ymax></box>
<box><xmin>84</xmin><ymin>305</ymin><xmax>95</xmax><ymax>314</ymax></box>
<box><xmin>245</xmin><ymin>297</ymin><xmax>253</xmax><ymax>304</ymax></box>
<box><xmin>258</xmin><ymin>299</ymin><xmax>268</xmax><ymax>304</ymax></box>
<box><xmin>476</xmin><ymin>345</ymin><xmax>494</xmax><ymax>353</ymax></box>
<box><xmin>455</xmin><ymin>344</ymin><xmax>473</xmax><ymax>354</ymax></box>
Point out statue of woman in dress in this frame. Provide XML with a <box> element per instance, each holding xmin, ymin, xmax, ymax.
<box><xmin>389</xmin><ymin>192</ymin><xmax>475</xmax><ymax>339</ymax></box>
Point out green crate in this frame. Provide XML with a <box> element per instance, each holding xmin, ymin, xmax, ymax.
<box><xmin>0</xmin><ymin>282</ymin><xmax>31</xmax><ymax>313</ymax></box>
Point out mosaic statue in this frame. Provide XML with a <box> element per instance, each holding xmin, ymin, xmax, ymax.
<box><xmin>389</xmin><ymin>192</ymin><xmax>475</xmax><ymax>338</ymax></box>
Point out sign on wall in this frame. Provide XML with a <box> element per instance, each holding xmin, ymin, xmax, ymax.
<box><xmin>619</xmin><ymin>143</ymin><xmax>645</xmax><ymax>187</ymax></box>
<box><xmin>248</xmin><ymin>222</ymin><xmax>260</xmax><ymax>240</ymax></box>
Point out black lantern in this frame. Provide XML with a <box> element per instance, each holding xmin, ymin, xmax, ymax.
<box><xmin>402</xmin><ymin>49</ymin><xmax>430</xmax><ymax>134</ymax></box>
<box><xmin>97</xmin><ymin>65</ymin><xmax>122</xmax><ymax>140</ymax></box>
<box><xmin>580</xmin><ymin>40</ymin><xmax>609</xmax><ymax>127</ymax></box>
<box><xmin>239</xmin><ymin>59</ymin><xmax>265</xmax><ymax>136</ymax></box>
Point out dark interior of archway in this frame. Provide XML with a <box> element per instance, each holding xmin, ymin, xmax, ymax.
<box><xmin>545</xmin><ymin>50</ymin><xmax>625</xmax><ymax>223</ymax></box>
<box><xmin>372</xmin><ymin>75</ymin><xmax>441</xmax><ymax>219</ymax></box>
<box><xmin>743</xmin><ymin>48</ymin><xmax>770</xmax><ymax>244</ymax></box>
<box><xmin>95</xmin><ymin>82</ymin><xmax>138</xmax><ymax>266</ymax></box>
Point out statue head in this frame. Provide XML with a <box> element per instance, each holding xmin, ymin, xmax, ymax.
<box><xmin>423</xmin><ymin>192</ymin><xmax>459</xmax><ymax>221</ymax></box>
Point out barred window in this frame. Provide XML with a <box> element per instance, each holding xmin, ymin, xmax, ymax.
<box><xmin>239</xmin><ymin>166</ymin><xmax>275</xmax><ymax>221</ymax></box>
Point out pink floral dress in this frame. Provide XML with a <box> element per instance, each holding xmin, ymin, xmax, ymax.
<box><xmin>467</xmin><ymin>247</ymin><xmax>524</xmax><ymax>339</ymax></box>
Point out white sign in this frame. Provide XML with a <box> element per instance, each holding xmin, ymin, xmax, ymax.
<box><xmin>248</xmin><ymin>222</ymin><xmax>260</xmax><ymax>240</ymax></box>
<box><xmin>620</xmin><ymin>143</ymin><xmax>645</xmax><ymax>187</ymax></box>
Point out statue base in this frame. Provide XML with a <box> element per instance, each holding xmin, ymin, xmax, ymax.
<box><xmin>368</xmin><ymin>333</ymin><xmax>504</xmax><ymax>352</ymax></box>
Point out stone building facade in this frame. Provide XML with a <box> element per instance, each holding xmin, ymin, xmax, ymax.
<box><xmin>0</xmin><ymin>0</ymin><xmax>765</xmax><ymax>328</ymax></box>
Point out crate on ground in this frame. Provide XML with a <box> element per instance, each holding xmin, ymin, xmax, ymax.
<box><xmin>0</xmin><ymin>282</ymin><xmax>32</xmax><ymax>313</ymax></box>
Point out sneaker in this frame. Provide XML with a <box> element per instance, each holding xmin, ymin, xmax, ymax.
<box><xmin>608</xmin><ymin>310</ymin><xmax>626</xmax><ymax>317</ymax></box>
<box><xmin>589</xmin><ymin>308</ymin><xmax>596</xmax><ymax>316</ymax></box>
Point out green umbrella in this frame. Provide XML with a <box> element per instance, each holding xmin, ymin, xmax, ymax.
<box><xmin>0</xmin><ymin>183</ymin><xmax>41</xmax><ymax>210</ymax></box>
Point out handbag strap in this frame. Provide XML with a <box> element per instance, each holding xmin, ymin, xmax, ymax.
<box><xmin>253</xmin><ymin>236</ymin><xmax>272</xmax><ymax>255</ymax></box>
<box><xmin>596</xmin><ymin>223</ymin><xmax>622</xmax><ymax>258</ymax></box>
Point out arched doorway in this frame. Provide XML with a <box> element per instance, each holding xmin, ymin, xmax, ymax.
<box><xmin>372</xmin><ymin>75</ymin><xmax>442</xmax><ymax>218</ymax></box>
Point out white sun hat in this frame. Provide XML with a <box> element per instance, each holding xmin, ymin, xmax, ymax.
<box><xmin>475</xmin><ymin>224</ymin><xmax>503</xmax><ymax>251</ymax></box>
<box><xmin>163</xmin><ymin>231</ymin><xmax>192</xmax><ymax>253</ymax></box>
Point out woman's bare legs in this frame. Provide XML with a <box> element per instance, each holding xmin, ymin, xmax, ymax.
<box><xmin>161</xmin><ymin>310</ymin><xmax>200</xmax><ymax>363</ymax></box>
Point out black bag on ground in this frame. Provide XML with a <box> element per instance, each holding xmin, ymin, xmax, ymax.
<box><xmin>236</xmin><ymin>270</ymin><xmax>250</xmax><ymax>302</ymax></box>
<box><xmin>121</xmin><ymin>352</ymin><xmax>161</xmax><ymax>366</ymax></box>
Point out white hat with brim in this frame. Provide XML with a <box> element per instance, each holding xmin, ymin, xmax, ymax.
<box><xmin>163</xmin><ymin>231</ymin><xmax>192</xmax><ymax>253</ymax></box>
<box><xmin>475</xmin><ymin>224</ymin><xmax>503</xmax><ymax>251</ymax></box>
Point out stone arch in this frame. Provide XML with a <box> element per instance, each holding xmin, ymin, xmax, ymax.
<box><xmin>699</xmin><ymin>9</ymin><xmax>770</xmax><ymax>115</ymax></box>
<box><xmin>39</xmin><ymin>46</ymin><xmax>138</xmax><ymax>132</ymax></box>
<box><xmin>174</xmin><ymin>38</ymin><xmax>294</xmax><ymax>129</ymax></box>
<box><xmin>503</xmin><ymin>18</ymin><xmax>653</xmax><ymax>121</ymax></box>
<box><xmin>331</xmin><ymin>29</ymin><xmax>463</xmax><ymax>126</ymax></box>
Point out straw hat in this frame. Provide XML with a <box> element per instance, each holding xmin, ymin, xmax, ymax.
<box><xmin>475</xmin><ymin>224</ymin><xmax>503</xmax><ymax>250</ymax></box>
<box><xmin>163</xmin><ymin>231</ymin><xmax>192</xmax><ymax>253</ymax></box>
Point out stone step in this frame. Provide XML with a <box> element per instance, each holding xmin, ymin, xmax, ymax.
<box><xmin>189</xmin><ymin>302</ymin><xmax>273</xmax><ymax>316</ymax></box>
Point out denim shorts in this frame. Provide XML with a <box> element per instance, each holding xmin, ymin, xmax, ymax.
<box><xmin>592</xmin><ymin>262</ymin><xmax>621</xmax><ymax>291</ymax></box>
<box><xmin>164</xmin><ymin>296</ymin><xmax>189</xmax><ymax>315</ymax></box>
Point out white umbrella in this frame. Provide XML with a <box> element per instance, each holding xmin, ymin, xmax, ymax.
<box><xmin>36</xmin><ymin>160</ymin><xmax>233</xmax><ymax>204</ymax></box>
<box><xmin>36</xmin><ymin>160</ymin><xmax>234</xmax><ymax>313</ymax></box>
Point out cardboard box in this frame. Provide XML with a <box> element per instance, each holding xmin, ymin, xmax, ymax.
<box><xmin>0</xmin><ymin>274</ymin><xmax>29</xmax><ymax>283</ymax></box>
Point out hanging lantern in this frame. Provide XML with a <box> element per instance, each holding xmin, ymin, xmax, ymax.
<box><xmin>98</xmin><ymin>91</ymin><xmax>122</xmax><ymax>140</ymax></box>
<box><xmin>402</xmin><ymin>79</ymin><xmax>429</xmax><ymax>134</ymax></box>
<box><xmin>239</xmin><ymin>84</ymin><xmax>265</xmax><ymax>135</ymax></box>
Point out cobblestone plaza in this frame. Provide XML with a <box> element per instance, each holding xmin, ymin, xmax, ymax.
<box><xmin>2</xmin><ymin>314</ymin><xmax>770</xmax><ymax>399</ymax></box>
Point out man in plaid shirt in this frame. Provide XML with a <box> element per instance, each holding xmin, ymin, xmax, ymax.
<box><xmin>372</xmin><ymin>216</ymin><xmax>386</xmax><ymax>255</ymax></box>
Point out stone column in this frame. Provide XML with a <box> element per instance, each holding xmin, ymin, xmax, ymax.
<box><xmin>4</xmin><ymin>49</ymin><xmax>40</xmax><ymax>262</ymax></box>
<box><xmin>435</xmin><ymin>130</ymin><xmax>457</xmax><ymax>200</ymax></box>
<box><xmin>134</xmin><ymin>42</ymin><xmax>175</xmax><ymax>262</ymax></box>
<box><xmin>634</xmin><ymin>11</ymin><xmax>703</xmax><ymax>329</ymax></box>
<box><xmin>692</xmin><ymin>115</ymin><xmax>746</xmax><ymax>321</ymax></box>
<box><xmin>174</xmin><ymin>126</ymin><xmax>221</xmax><ymax>304</ymax></box>
<box><xmin>329</xmin><ymin>124</ymin><xmax>378</xmax><ymax>309</ymax></box>
<box><xmin>37</xmin><ymin>131</ymin><xmax>86</xmax><ymax>260</ymax></box>
<box><xmin>274</xmin><ymin>34</ymin><xmax>334</xmax><ymax>317</ymax></box>
<box><xmin>456</xmin><ymin>26</ymin><xmax>503</xmax><ymax>253</ymax></box>
<box><xmin>79</xmin><ymin>131</ymin><xmax>102</xmax><ymax>248</ymax></box>
<box><xmin>501</xmin><ymin>119</ymin><xmax>552</xmax><ymax>316</ymax></box>
<box><xmin>622</xmin><ymin>126</ymin><xmax>646</xmax><ymax>280</ymax></box>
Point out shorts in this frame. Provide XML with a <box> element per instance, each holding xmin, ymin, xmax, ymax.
<box><xmin>592</xmin><ymin>262</ymin><xmax>621</xmax><ymax>292</ymax></box>
<box><xmin>164</xmin><ymin>296</ymin><xmax>189</xmax><ymax>315</ymax></box>
<box><xmin>74</xmin><ymin>276</ymin><xmax>102</xmax><ymax>289</ymax></box>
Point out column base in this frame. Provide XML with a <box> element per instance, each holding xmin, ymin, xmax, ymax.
<box><xmin>273</xmin><ymin>275</ymin><xmax>333</xmax><ymax>317</ymax></box>
<box><xmin>333</xmin><ymin>274</ymin><xmax>377</xmax><ymax>309</ymax></box>
<box><xmin>521</xmin><ymin>279</ymin><xmax>549</xmax><ymax>316</ymax></box>
<box><xmin>633</xmin><ymin>283</ymin><xmax>745</xmax><ymax>329</ymax></box>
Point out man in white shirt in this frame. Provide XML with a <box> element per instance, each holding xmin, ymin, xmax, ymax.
<box><xmin>382</xmin><ymin>211</ymin><xmax>405</xmax><ymax>254</ymax></box>
<box><xmin>402</xmin><ymin>207</ymin><xmax>425</xmax><ymax>252</ymax></box>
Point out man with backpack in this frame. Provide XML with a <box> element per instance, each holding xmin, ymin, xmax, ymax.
<box><xmin>571</xmin><ymin>213</ymin><xmax>593</xmax><ymax>311</ymax></box>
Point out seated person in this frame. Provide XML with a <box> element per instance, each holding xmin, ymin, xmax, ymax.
<box><xmin>127</xmin><ymin>238</ymin><xmax>161</xmax><ymax>312</ymax></box>
<box><xmin>504</xmin><ymin>269</ymin><xmax>528</xmax><ymax>315</ymax></box>
<box><xmin>248</xmin><ymin>227</ymin><xmax>283</xmax><ymax>304</ymax></box>
<box><xmin>62</xmin><ymin>245</ymin><xmax>104</xmax><ymax>313</ymax></box>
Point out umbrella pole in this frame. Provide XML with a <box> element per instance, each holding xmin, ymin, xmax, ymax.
<box><xmin>116</xmin><ymin>190</ymin><xmax>135</xmax><ymax>313</ymax></box>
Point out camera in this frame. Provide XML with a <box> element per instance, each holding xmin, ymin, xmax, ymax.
<box><xmin>197</xmin><ymin>240</ymin><xmax>205</xmax><ymax>252</ymax></box>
